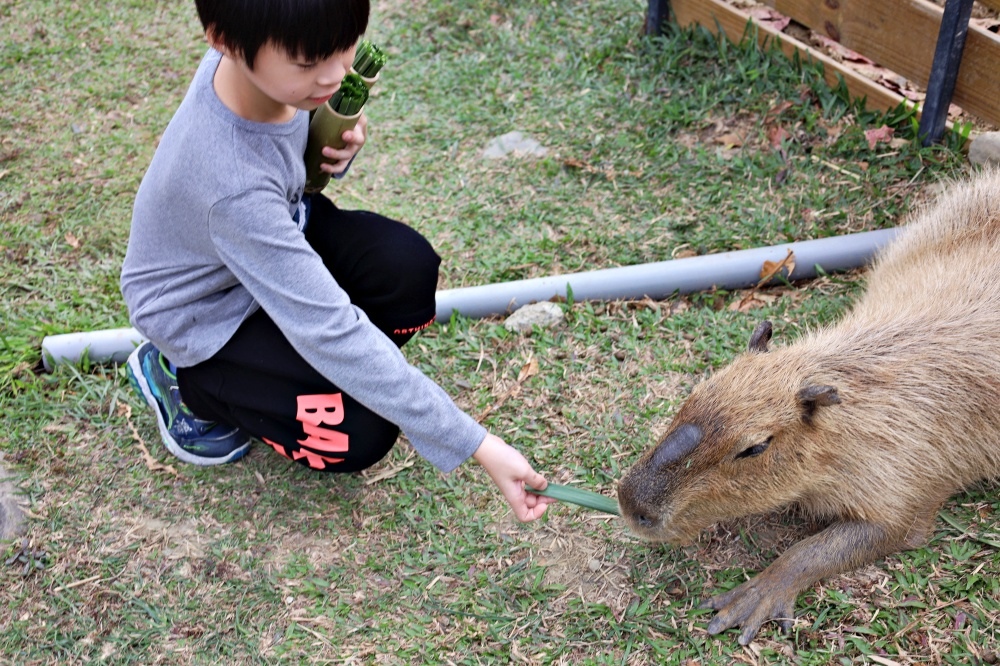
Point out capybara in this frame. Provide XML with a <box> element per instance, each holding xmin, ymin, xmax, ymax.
<box><xmin>617</xmin><ymin>168</ymin><xmax>1000</xmax><ymax>644</ymax></box>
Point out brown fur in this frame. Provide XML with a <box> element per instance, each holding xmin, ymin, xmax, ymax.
<box><xmin>617</xmin><ymin>169</ymin><xmax>1000</xmax><ymax>644</ymax></box>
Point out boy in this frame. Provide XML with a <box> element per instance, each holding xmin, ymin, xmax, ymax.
<box><xmin>121</xmin><ymin>0</ymin><xmax>553</xmax><ymax>522</ymax></box>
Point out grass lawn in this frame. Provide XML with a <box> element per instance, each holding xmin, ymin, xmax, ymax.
<box><xmin>2</xmin><ymin>0</ymin><xmax>997</xmax><ymax>663</ymax></box>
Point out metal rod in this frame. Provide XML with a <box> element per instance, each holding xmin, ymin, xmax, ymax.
<box><xmin>646</xmin><ymin>0</ymin><xmax>671</xmax><ymax>35</ymax></box>
<box><xmin>919</xmin><ymin>0</ymin><xmax>975</xmax><ymax>145</ymax></box>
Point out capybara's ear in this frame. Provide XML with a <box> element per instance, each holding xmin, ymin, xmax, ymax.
<box><xmin>651</xmin><ymin>423</ymin><xmax>703</xmax><ymax>468</ymax></box>
<box><xmin>748</xmin><ymin>320</ymin><xmax>773</xmax><ymax>353</ymax></box>
<box><xmin>796</xmin><ymin>384</ymin><xmax>840</xmax><ymax>423</ymax></box>
<box><xmin>797</xmin><ymin>384</ymin><xmax>840</xmax><ymax>406</ymax></box>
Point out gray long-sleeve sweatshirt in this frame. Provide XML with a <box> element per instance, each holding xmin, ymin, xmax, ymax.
<box><xmin>121</xmin><ymin>49</ymin><xmax>485</xmax><ymax>472</ymax></box>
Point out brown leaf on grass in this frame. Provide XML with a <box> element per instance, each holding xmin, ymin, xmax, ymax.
<box><xmin>759</xmin><ymin>249</ymin><xmax>796</xmax><ymax>285</ymax></box>
<box><xmin>767</xmin><ymin>125</ymin><xmax>791</xmax><ymax>148</ymax></box>
<box><xmin>65</xmin><ymin>232</ymin><xmax>81</xmax><ymax>249</ymax></box>
<box><xmin>865</xmin><ymin>125</ymin><xmax>894</xmax><ymax>150</ymax></box>
<box><xmin>729</xmin><ymin>291</ymin><xmax>778</xmax><ymax>312</ymax></box>
<box><xmin>765</xmin><ymin>100</ymin><xmax>794</xmax><ymax>121</ymax></box>
<box><xmin>517</xmin><ymin>356</ymin><xmax>539</xmax><ymax>383</ymax></box>
<box><xmin>627</xmin><ymin>296</ymin><xmax>660</xmax><ymax>312</ymax></box>
<box><xmin>714</xmin><ymin>132</ymin><xmax>744</xmax><ymax>148</ymax></box>
<box><xmin>730</xmin><ymin>292</ymin><xmax>764</xmax><ymax>312</ymax></box>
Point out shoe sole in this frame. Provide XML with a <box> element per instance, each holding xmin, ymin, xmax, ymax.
<box><xmin>127</xmin><ymin>351</ymin><xmax>250</xmax><ymax>466</ymax></box>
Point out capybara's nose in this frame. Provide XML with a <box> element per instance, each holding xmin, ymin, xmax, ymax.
<box><xmin>624</xmin><ymin>507</ymin><xmax>659</xmax><ymax>531</ymax></box>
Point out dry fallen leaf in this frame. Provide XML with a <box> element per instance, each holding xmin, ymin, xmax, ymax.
<box><xmin>767</xmin><ymin>125</ymin><xmax>791</xmax><ymax>148</ymax></box>
<box><xmin>673</xmin><ymin>247</ymin><xmax>699</xmax><ymax>259</ymax></box>
<box><xmin>747</xmin><ymin>6</ymin><xmax>790</xmax><ymax>31</ymax></box>
<box><xmin>759</xmin><ymin>249</ymin><xmax>796</xmax><ymax>284</ymax></box>
<box><xmin>714</xmin><ymin>132</ymin><xmax>744</xmax><ymax>148</ymax></box>
<box><xmin>65</xmin><ymin>232</ymin><xmax>81</xmax><ymax>249</ymax></box>
<box><xmin>730</xmin><ymin>291</ymin><xmax>778</xmax><ymax>313</ymax></box>
<box><xmin>864</xmin><ymin>125</ymin><xmax>895</xmax><ymax>150</ymax></box>
<box><xmin>765</xmin><ymin>100</ymin><xmax>794</xmax><ymax>121</ymax></box>
<box><xmin>517</xmin><ymin>357</ymin><xmax>539</xmax><ymax>383</ymax></box>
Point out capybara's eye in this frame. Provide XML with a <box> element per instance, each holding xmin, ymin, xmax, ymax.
<box><xmin>735</xmin><ymin>436</ymin><xmax>772</xmax><ymax>459</ymax></box>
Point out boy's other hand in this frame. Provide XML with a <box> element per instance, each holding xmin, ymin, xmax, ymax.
<box><xmin>321</xmin><ymin>112</ymin><xmax>367</xmax><ymax>175</ymax></box>
<box><xmin>472</xmin><ymin>433</ymin><xmax>555</xmax><ymax>522</ymax></box>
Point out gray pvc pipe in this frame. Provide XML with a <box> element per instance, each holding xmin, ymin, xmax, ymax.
<box><xmin>41</xmin><ymin>228</ymin><xmax>898</xmax><ymax>370</ymax></box>
<box><xmin>434</xmin><ymin>227</ymin><xmax>898</xmax><ymax>320</ymax></box>
<box><xmin>41</xmin><ymin>327</ymin><xmax>146</xmax><ymax>372</ymax></box>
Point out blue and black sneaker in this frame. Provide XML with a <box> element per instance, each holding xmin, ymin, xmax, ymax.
<box><xmin>126</xmin><ymin>341</ymin><xmax>251</xmax><ymax>466</ymax></box>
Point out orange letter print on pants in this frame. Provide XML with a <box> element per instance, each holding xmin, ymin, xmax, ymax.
<box><xmin>263</xmin><ymin>393</ymin><xmax>349</xmax><ymax>469</ymax></box>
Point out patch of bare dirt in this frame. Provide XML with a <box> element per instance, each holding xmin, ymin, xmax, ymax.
<box><xmin>531</xmin><ymin>518</ymin><xmax>630</xmax><ymax>602</ymax></box>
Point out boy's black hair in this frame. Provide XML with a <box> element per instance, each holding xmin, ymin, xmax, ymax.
<box><xmin>196</xmin><ymin>0</ymin><xmax>370</xmax><ymax>69</ymax></box>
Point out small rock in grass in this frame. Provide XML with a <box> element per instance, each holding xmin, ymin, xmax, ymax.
<box><xmin>482</xmin><ymin>131</ymin><xmax>548</xmax><ymax>159</ymax></box>
<box><xmin>969</xmin><ymin>131</ymin><xmax>1000</xmax><ymax>166</ymax></box>
<box><xmin>503</xmin><ymin>301</ymin><xmax>564</xmax><ymax>333</ymax></box>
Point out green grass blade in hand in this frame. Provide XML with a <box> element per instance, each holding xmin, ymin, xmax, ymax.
<box><xmin>526</xmin><ymin>483</ymin><xmax>620</xmax><ymax>516</ymax></box>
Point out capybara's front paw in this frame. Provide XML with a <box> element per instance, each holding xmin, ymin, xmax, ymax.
<box><xmin>700</xmin><ymin>578</ymin><xmax>796</xmax><ymax>645</ymax></box>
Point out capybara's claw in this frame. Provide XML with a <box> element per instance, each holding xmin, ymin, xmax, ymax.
<box><xmin>702</xmin><ymin>579</ymin><xmax>797</xmax><ymax>645</ymax></box>
<box><xmin>700</xmin><ymin>585</ymin><xmax>741</xmax><ymax>611</ymax></box>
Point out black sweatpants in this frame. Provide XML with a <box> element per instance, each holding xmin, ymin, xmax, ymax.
<box><xmin>175</xmin><ymin>194</ymin><xmax>441</xmax><ymax>473</ymax></box>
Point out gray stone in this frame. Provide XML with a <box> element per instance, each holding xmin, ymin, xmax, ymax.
<box><xmin>482</xmin><ymin>131</ymin><xmax>548</xmax><ymax>159</ymax></box>
<box><xmin>969</xmin><ymin>131</ymin><xmax>1000</xmax><ymax>166</ymax></box>
<box><xmin>0</xmin><ymin>460</ymin><xmax>24</xmax><ymax>541</ymax></box>
<box><xmin>503</xmin><ymin>301</ymin><xmax>565</xmax><ymax>332</ymax></box>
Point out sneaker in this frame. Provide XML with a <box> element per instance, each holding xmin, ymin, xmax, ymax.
<box><xmin>126</xmin><ymin>341</ymin><xmax>251</xmax><ymax>466</ymax></box>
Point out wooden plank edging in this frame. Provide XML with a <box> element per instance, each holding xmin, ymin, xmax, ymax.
<box><xmin>671</xmin><ymin>0</ymin><xmax>917</xmax><ymax>116</ymax></box>
<box><xmin>758</xmin><ymin>0</ymin><xmax>1000</xmax><ymax>127</ymax></box>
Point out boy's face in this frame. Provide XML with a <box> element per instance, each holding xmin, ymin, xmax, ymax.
<box><xmin>236</xmin><ymin>41</ymin><xmax>358</xmax><ymax>112</ymax></box>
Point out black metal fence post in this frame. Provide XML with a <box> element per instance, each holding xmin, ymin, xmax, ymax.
<box><xmin>646</xmin><ymin>0</ymin><xmax>671</xmax><ymax>35</ymax></box>
<box><xmin>918</xmin><ymin>0</ymin><xmax>975</xmax><ymax>145</ymax></box>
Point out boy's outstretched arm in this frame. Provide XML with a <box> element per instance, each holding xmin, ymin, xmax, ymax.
<box><xmin>472</xmin><ymin>433</ymin><xmax>555</xmax><ymax>522</ymax></box>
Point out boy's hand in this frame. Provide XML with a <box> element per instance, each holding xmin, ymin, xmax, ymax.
<box><xmin>320</xmin><ymin>112</ymin><xmax>368</xmax><ymax>175</ymax></box>
<box><xmin>472</xmin><ymin>433</ymin><xmax>555</xmax><ymax>522</ymax></box>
